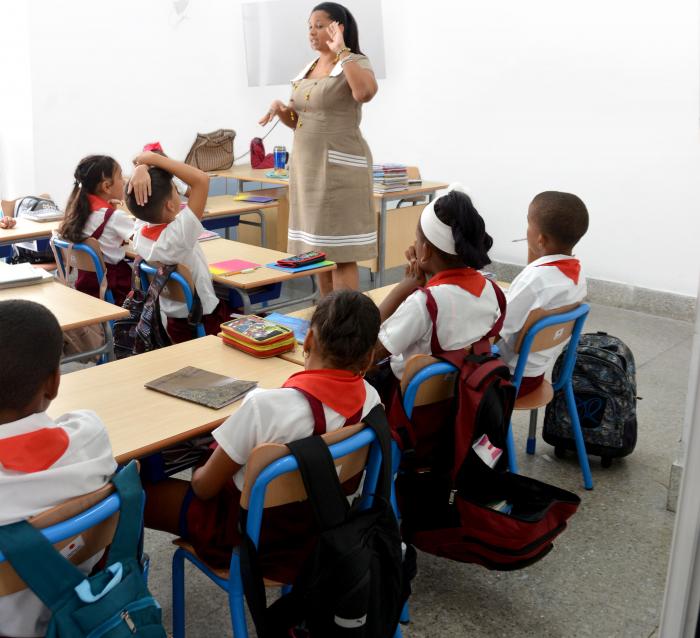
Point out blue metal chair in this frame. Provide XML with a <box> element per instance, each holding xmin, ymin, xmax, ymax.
<box><xmin>171</xmin><ymin>424</ymin><xmax>403</xmax><ymax>638</ymax></box>
<box><xmin>138</xmin><ymin>261</ymin><xmax>206</xmax><ymax>338</ymax></box>
<box><xmin>505</xmin><ymin>303</ymin><xmax>592</xmax><ymax>489</ymax></box>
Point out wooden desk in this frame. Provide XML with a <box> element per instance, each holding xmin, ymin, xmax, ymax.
<box><xmin>203</xmin><ymin>196</ymin><xmax>277</xmax><ymax>246</ymax></box>
<box><xmin>0</xmin><ymin>219</ymin><xmax>60</xmax><ymax>246</ymax></box>
<box><xmin>0</xmin><ymin>279</ymin><xmax>128</xmax><ymax>330</ymax></box>
<box><xmin>50</xmin><ymin>336</ymin><xmax>301</xmax><ymax>463</ymax></box>
<box><xmin>210</xmin><ymin>164</ymin><xmax>448</xmax><ymax>286</ymax></box>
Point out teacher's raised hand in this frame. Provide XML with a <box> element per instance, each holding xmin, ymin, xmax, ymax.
<box><xmin>325</xmin><ymin>21</ymin><xmax>346</xmax><ymax>54</ymax></box>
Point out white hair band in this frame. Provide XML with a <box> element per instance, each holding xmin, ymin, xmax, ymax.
<box><xmin>419</xmin><ymin>182</ymin><xmax>470</xmax><ymax>255</ymax></box>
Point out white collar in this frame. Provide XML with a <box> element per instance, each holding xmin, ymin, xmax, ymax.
<box><xmin>291</xmin><ymin>57</ymin><xmax>346</xmax><ymax>81</ymax></box>
<box><xmin>528</xmin><ymin>254</ymin><xmax>578</xmax><ymax>267</ymax></box>
<box><xmin>0</xmin><ymin>411</ymin><xmax>55</xmax><ymax>440</ymax></box>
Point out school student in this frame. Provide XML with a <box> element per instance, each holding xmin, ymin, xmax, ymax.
<box><xmin>57</xmin><ymin>155</ymin><xmax>135</xmax><ymax>306</ymax></box>
<box><xmin>497</xmin><ymin>191</ymin><xmax>589</xmax><ymax>397</ymax></box>
<box><xmin>0</xmin><ymin>300</ymin><xmax>116</xmax><ymax>637</ymax></box>
<box><xmin>126</xmin><ymin>150</ymin><xmax>230</xmax><ymax>343</ymax></box>
<box><xmin>373</xmin><ymin>185</ymin><xmax>501</xmax><ymax>384</ymax></box>
<box><xmin>143</xmin><ymin>290</ymin><xmax>382</xmax><ymax>571</ymax></box>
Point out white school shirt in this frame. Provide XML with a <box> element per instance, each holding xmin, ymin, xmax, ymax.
<box><xmin>0</xmin><ymin>410</ymin><xmax>117</xmax><ymax>638</ymax></box>
<box><xmin>378</xmin><ymin>282</ymin><xmax>501</xmax><ymax>379</ymax></box>
<box><xmin>213</xmin><ymin>382</ymin><xmax>381</xmax><ymax>492</ymax></box>
<box><xmin>132</xmin><ymin>207</ymin><xmax>219</xmax><ymax>318</ymax></box>
<box><xmin>498</xmin><ymin>254</ymin><xmax>587</xmax><ymax>377</ymax></box>
<box><xmin>81</xmin><ymin>208</ymin><xmax>134</xmax><ymax>265</ymax></box>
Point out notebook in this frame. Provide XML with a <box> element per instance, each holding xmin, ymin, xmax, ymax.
<box><xmin>0</xmin><ymin>263</ymin><xmax>52</xmax><ymax>289</ymax></box>
<box><xmin>209</xmin><ymin>259</ymin><xmax>260</xmax><ymax>276</ymax></box>
<box><xmin>198</xmin><ymin>230</ymin><xmax>220</xmax><ymax>242</ymax></box>
<box><xmin>145</xmin><ymin>366</ymin><xmax>257</xmax><ymax>409</ymax></box>
<box><xmin>263</xmin><ymin>312</ymin><xmax>310</xmax><ymax>344</ymax></box>
<box><xmin>233</xmin><ymin>194</ymin><xmax>277</xmax><ymax>204</ymax></box>
<box><xmin>265</xmin><ymin>260</ymin><xmax>335</xmax><ymax>274</ymax></box>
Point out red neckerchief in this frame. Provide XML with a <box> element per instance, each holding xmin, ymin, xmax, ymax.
<box><xmin>140</xmin><ymin>223</ymin><xmax>169</xmax><ymax>241</ymax></box>
<box><xmin>283</xmin><ymin>369</ymin><xmax>366</xmax><ymax>419</ymax></box>
<box><xmin>86</xmin><ymin>193</ymin><xmax>111</xmax><ymax>212</ymax></box>
<box><xmin>426</xmin><ymin>267</ymin><xmax>487</xmax><ymax>297</ymax></box>
<box><xmin>537</xmin><ymin>258</ymin><xmax>580</xmax><ymax>284</ymax></box>
<box><xmin>0</xmin><ymin>428</ymin><xmax>69</xmax><ymax>473</ymax></box>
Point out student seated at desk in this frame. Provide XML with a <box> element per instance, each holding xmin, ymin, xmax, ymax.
<box><xmin>143</xmin><ymin>290</ymin><xmax>381</xmax><ymax>571</ymax></box>
<box><xmin>370</xmin><ymin>185</ymin><xmax>501</xmax><ymax>395</ymax></box>
<box><xmin>127</xmin><ymin>150</ymin><xmax>231</xmax><ymax>343</ymax></box>
<box><xmin>497</xmin><ymin>191</ymin><xmax>589</xmax><ymax>398</ymax></box>
<box><xmin>57</xmin><ymin>155</ymin><xmax>135</xmax><ymax>306</ymax></box>
<box><xmin>0</xmin><ymin>300</ymin><xmax>116</xmax><ymax>637</ymax></box>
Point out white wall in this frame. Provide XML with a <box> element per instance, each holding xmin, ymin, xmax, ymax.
<box><xmin>3</xmin><ymin>0</ymin><xmax>699</xmax><ymax>296</ymax></box>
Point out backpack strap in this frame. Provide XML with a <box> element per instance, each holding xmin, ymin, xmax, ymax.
<box><xmin>420</xmin><ymin>286</ymin><xmax>443</xmax><ymax>354</ymax></box>
<box><xmin>0</xmin><ymin>461</ymin><xmax>143</xmax><ymax>613</ymax></box>
<box><xmin>134</xmin><ymin>264</ymin><xmax>177</xmax><ymax>354</ymax></box>
<box><xmin>292</xmin><ymin>388</ymin><xmax>364</xmax><ymax>434</ymax></box>
<box><xmin>90</xmin><ymin>208</ymin><xmax>115</xmax><ymax>240</ymax></box>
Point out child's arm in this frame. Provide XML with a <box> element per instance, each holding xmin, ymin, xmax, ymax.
<box><xmin>191</xmin><ymin>446</ymin><xmax>242</xmax><ymax>501</ymax></box>
<box><xmin>132</xmin><ymin>151</ymin><xmax>209</xmax><ymax>219</ymax></box>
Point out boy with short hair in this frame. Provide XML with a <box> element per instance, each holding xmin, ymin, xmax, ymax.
<box><xmin>127</xmin><ymin>151</ymin><xmax>230</xmax><ymax>343</ymax></box>
<box><xmin>0</xmin><ymin>300</ymin><xmax>116</xmax><ymax>637</ymax></box>
<box><xmin>498</xmin><ymin>191</ymin><xmax>589</xmax><ymax>397</ymax></box>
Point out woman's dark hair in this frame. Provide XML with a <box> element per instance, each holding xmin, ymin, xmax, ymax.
<box><xmin>312</xmin><ymin>2</ymin><xmax>363</xmax><ymax>54</ymax></box>
<box><xmin>59</xmin><ymin>155</ymin><xmax>118</xmax><ymax>243</ymax></box>
<box><xmin>125</xmin><ymin>167</ymin><xmax>175</xmax><ymax>224</ymax></box>
<box><xmin>310</xmin><ymin>289</ymin><xmax>379</xmax><ymax>372</ymax></box>
<box><xmin>428</xmin><ymin>190</ymin><xmax>493</xmax><ymax>269</ymax></box>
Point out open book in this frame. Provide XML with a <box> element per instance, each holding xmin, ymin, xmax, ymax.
<box><xmin>145</xmin><ymin>366</ymin><xmax>257</xmax><ymax>409</ymax></box>
<box><xmin>0</xmin><ymin>263</ymin><xmax>53</xmax><ymax>289</ymax></box>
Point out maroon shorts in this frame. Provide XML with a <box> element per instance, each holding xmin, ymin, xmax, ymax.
<box><xmin>75</xmin><ymin>260</ymin><xmax>133</xmax><ymax>307</ymax></box>
<box><xmin>517</xmin><ymin>374</ymin><xmax>545</xmax><ymax>398</ymax></box>
<box><xmin>166</xmin><ymin>300</ymin><xmax>232</xmax><ymax>344</ymax></box>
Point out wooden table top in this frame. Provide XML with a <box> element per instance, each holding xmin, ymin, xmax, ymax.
<box><xmin>0</xmin><ymin>279</ymin><xmax>129</xmax><ymax>329</ymax></box>
<box><xmin>204</xmin><ymin>195</ymin><xmax>277</xmax><ymax>219</ymax></box>
<box><xmin>0</xmin><ymin>219</ymin><xmax>61</xmax><ymax>244</ymax></box>
<box><xmin>209</xmin><ymin>165</ymin><xmax>448</xmax><ymax>201</ymax></box>
<box><xmin>49</xmin><ymin>336</ymin><xmax>301</xmax><ymax>463</ymax></box>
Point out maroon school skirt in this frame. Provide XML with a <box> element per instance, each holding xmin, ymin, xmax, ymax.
<box><xmin>76</xmin><ymin>260</ymin><xmax>132</xmax><ymax>307</ymax></box>
<box><xmin>517</xmin><ymin>374</ymin><xmax>545</xmax><ymax>398</ymax></box>
<box><xmin>166</xmin><ymin>300</ymin><xmax>232</xmax><ymax>344</ymax></box>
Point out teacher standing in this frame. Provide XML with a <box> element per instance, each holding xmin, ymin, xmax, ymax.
<box><xmin>259</xmin><ymin>2</ymin><xmax>378</xmax><ymax>294</ymax></box>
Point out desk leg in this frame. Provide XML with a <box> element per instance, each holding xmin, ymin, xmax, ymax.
<box><xmin>377</xmin><ymin>199</ymin><xmax>387</xmax><ymax>288</ymax></box>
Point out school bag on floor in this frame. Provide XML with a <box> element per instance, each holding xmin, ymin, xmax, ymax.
<box><xmin>543</xmin><ymin>331</ymin><xmax>638</xmax><ymax>467</ymax></box>
<box><xmin>0</xmin><ymin>462</ymin><xmax>166</xmax><ymax>637</ymax></box>
<box><xmin>113</xmin><ymin>257</ymin><xmax>173</xmax><ymax>359</ymax></box>
<box><xmin>241</xmin><ymin>403</ymin><xmax>414</xmax><ymax>638</ymax></box>
<box><xmin>390</xmin><ymin>282</ymin><xmax>581</xmax><ymax>569</ymax></box>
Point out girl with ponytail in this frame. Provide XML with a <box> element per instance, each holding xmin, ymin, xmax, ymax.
<box><xmin>58</xmin><ymin>155</ymin><xmax>134</xmax><ymax>306</ymax></box>
<box><xmin>372</xmin><ymin>185</ymin><xmax>502</xmax><ymax>384</ymax></box>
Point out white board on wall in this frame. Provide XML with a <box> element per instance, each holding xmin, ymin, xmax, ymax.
<box><xmin>242</xmin><ymin>0</ymin><xmax>385</xmax><ymax>87</ymax></box>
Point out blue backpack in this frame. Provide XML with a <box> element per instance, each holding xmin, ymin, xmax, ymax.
<box><xmin>0</xmin><ymin>461</ymin><xmax>166</xmax><ymax>637</ymax></box>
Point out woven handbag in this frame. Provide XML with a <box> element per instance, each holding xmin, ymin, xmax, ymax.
<box><xmin>184</xmin><ymin>129</ymin><xmax>236</xmax><ymax>171</ymax></box>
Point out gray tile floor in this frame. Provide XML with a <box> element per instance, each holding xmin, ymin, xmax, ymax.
<box><xmin>132</xmin><ymin>268</ymin><xmax>693</xmax><ymax>637</ymax></box>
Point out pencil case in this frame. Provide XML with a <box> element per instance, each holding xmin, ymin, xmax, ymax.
<box><xmin>219</xmin><ymin>317</ymin><xmax>296</xmax><ymax>357</ymax></box>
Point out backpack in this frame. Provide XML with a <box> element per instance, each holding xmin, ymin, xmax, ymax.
<box><xmin>543</xmin><ymin>331</ymin><xmax>638</xmax><ymax>467</ymax></box>
<box><xmin>240</xmin><ymin>401</ymin><xmax>414</xmax><ymax>638</ymax></box>
<box><xmin>112</xmin><ymin>258</ymin><xmax>173</xmax><ymax>359</ymax></box>
<box><xmin>391</xmin><ymin>282</ymin><xmax>581</xmax><ymax>569</ymax></box>
<box><xmin>0</xmin><ymin>462</ymin><xmax>166</xmax><ymax>637</ymax></box>
<box><xmin>250</xmin><ymin>137</ymin><xmax>274</xmax><ymax>169</ymax></box>
<box><xmin>11</xmin><ymin>196</ymin><xmax>60</xmax><ymax>264</ymax></box>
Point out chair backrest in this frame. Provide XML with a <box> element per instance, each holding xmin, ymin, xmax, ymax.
<box><xmin>138</xmin><ymin>261</ymin><xmax>196</xmax><ymax>305</ymax></box>
<box><xmin>51</xmin><ymin>236</ymin><xmax>113</xmax><ymax>303</ymax></box>
<box><xmin>240</xmin><ymin>424</ymin><xmax>368</xmax><ymax>510</ymax></box>
<box><xmin>513</xmin><ymin>302</ymin><xmax>581</xmax><ymax>355</ymax></box>
<box><xmin>400</xmin><ymin>354</ymin><xmax>458</xmax><ymax>412</ymax></box>
<box><xmin>0</xmin><ymin>484</ymin><xmax>119</xmax><ymax>596</ymax></box>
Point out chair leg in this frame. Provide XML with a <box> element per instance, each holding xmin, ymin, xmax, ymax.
<box><xmin>393</xmin><ymin>622</ymin><xmax>403</xmax><ymax>638</ymax></box>
<box><xmin>506</xmin><ymin>422</ymin><xmax>518</xmax><ymax>473</ymax></box>
<box><xmin>228</xmin><ymin>554</ymin><xmax>249</xmax><ymax>638</ymax></box>
<box><xmin>564</xmin><ymin>382</ymin><xmax>594</xmax><ymax>490</ymax></box>
<box><xmin>172</xmin><ymin>548</ymin><xmax>186</xmax><ymax>638</ymax></box>
<box><xmin>400</xmin><ymin>600</ymin><xmax>410</xmax><ymax>623</ymax></box>
<box><xmin>526</xmin><ymin>409</ymin><xmax>539</xmax><ymax>455</ymax></box>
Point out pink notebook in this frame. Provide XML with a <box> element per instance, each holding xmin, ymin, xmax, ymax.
<box><xmin>209</xmin><ymin>259</ymin><xmax>260</xmax><ymax>276</ymax></box>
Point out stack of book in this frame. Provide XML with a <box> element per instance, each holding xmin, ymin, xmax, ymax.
<box><xmin>372</xmin><ymin>163</ymin><xmax>408</xmax><ymax>193</ymax></box>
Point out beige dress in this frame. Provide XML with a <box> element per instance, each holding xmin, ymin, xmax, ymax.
<box><xmin>287</xmin><ymin>55</ymin><xmax>377</xmax><ymax>262</ymax></box>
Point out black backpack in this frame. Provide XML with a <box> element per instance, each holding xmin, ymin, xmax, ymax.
<box><xmin>241</xmin><ymin>404</ymin><xmax>414</xmax><ymax>638</ymax></box>
<box><xmin>543</xmin><ymin>332</ymin><xmax>638</xmax><ymax>467</ymax></box>
<box><xmin>113</xmin><ymin>258</ymin><xmax>173</xmax><ymax>359</ymax></box>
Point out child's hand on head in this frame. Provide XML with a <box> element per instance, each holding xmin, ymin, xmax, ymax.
<box><xmin>0</xmin><ymin>217</ymin><xmax>17</xmax><ymax>229</ymax></box>
<box><xmin>132</xmin><ymin>151</ymin><xmax>158</xmax><ymax>167</ymax></box>
<box><xmin>127</xmin><ymin>164</ymin><xmax>152</xmax><ymax>206</ymax></box>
